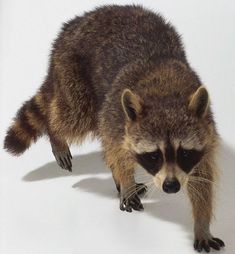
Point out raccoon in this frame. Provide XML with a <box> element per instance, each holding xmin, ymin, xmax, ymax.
<box><xmin>4</xmin><ymin>5</ymin><xmax>224</xmax><ymax>252</ymax></box>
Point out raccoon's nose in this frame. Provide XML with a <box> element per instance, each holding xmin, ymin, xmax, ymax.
<box><xmin>162</xmin><ymin>178</ymin><xmax>180</xmax><ymax>193</ymax></box>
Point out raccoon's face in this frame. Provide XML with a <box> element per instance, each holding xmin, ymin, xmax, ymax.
<box><xmin>122</xmin><ymin>86</ymin><xmax>213</xmax><ymax>193</ymax></box>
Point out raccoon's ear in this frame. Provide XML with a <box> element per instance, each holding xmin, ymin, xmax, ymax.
<box><xmin>121</xmin><ymin>89</ymin><xmax>143</xmax><ymax>121</ymax></box>
<box><xmin>188</xmin><ymin>86</ymin><xmax>209</xmax><ymax>118</ymax></box>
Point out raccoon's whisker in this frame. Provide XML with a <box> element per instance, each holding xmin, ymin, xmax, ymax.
<box><xmin>189</xmin><ymin>176</ymin><xmax>216</xmax><ymax>185</ymax></box>
<box><xmin>124</xmin><ymin>180</ymin><xmax>154</xmax><ymax>201</ymax></box>
<box><xmin>142</xmin><ymin>180</ymin><xmax>155</xmax><ymax>198</ymax></box>
<box><xmin>135</xmin><ymin>174</ymin><xmax>152</xmax><ymax>180</ymax></box>
<box><xmin>121</xmin><ymin>177</ymin><xmax>153</xmax><ymax>195</ymax></box>
<box><xmin>135</xmin><ymin>178</ymin><xmax>153</xmax><ymax>185</ymax></box>
<box><xmin>147</xmin><ymin>182</ymin><xmax>156</xmax><ymax>200</ymax></box>
<box><xmin>142</xmin><ymin>181</ymin><xmax>155</xmax><ymax>196</ymax></box>
<box><xmin>135</xmin><ymin>174</ymin><xmax>152</xmax><ymax>183</ymax></box>
<box><xmin>124</xmin><ymin>183</ymin><xmax>139</xmax><ymax>193</ymax></box>
<box><xmin>187</xmin><ymin>183</ymin><xmax>207</xmax><ymax>204</ymax></box>
<box><xmin>189</xmin><ymin>169</ymin><xmax>212</xmax><ymax>177</ymax></box>
<box><xmin>183</xmin><ymin>132</ymin><xmax>199</xmax><ymax>145</ymax></box>
<box><xmin>135</xmin><ymin>172</ymin><xmax>152</xmax><ymax>180</ymax></box>
<box><xmin>188</xmin><ymin>178</ymin><xmax>215</xmax><ymax>188</ymax></box>
<box><xmin>187</xmin><ymin>184</ymin><xmax>203</xmax><ymax>202</ymax></box>
<box><xmin>125</xmin><ymin>188</ymin><xmax>141</xmax><ymax>201</ymax></box>
<box><xmin>189</xmin><ymin>174</ymin><xmax>214</xmax><ymax>181</ymax></box>
<box><xmin>187</xmin><ymin>183</ymin><xmax>213</xmax><ymax>199</ymax></box>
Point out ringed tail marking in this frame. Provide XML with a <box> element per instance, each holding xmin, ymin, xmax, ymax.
<box><xmin>4</xmin><ymin>95</ymin><xmax>46</xmax><ymax>155</ymax></box>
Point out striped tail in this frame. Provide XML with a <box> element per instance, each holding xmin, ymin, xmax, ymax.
<box><xmin>4</xmin><ymin>95</ymin><xmax>46</xmax><ymax>155</ymax></box>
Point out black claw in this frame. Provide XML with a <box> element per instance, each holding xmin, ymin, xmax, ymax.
<box><xmin>120</xmin><ymin>193</ymin><xmax>144</xmax><ymax>212</ymax></box>
<box><xmin>120</xmin><ymin>203</ymin><xmax>125</xmax><ymax>211</ymax></box>
<box><xmin>116</xmin><ymin>184</ymin><xmax>121</xmax><ymax>193</ymax></box>
<box><xmin>133</xmin><ymin>203</ymin><xmax>144</xmax><ymax>211</ymax></box>
<box><xmin>194</xmin><ymin>237</ymin><xmax>224</xmax><ymax>252</ymax></box>
<box><xmin>120</xmin><ymin>201</ymin><xmax>132</xmax><ymax>212</ymax></box>
<box><xmin>59</xmin><ymin>158</ymin><xmax>65</xmax><ymax>168</ymax></box>
<box><xmin>62</xmin><ymin>158</ymin><xmax>67</xmax><ymax>167</ymax></box>
<box><xmin>132</xmin><ymin>195</ymin><xmax>144</xmax><ymax>211</ymax></box>
<box><xmin>208</xmin><ymin>240</ymin><xmax>220</xmax><ymax>250</ymax></box>
<box><xmin>194</xmin><ymin>240</ymin><xmax>199</xmax><ymax>250</ymax></box>
<box><xmin>205</xmin><ymin>246</ymin><xmax>210</xmax><ymax>252</ymax></box>
<box><xmin>67</xmin><ymin>155</ymin><xmax>72</xmax><ymax>167</ymax></box>
<box><xmin>64</xmin><ymin>157</ymin><xmax>71</xmax><ymax>169</ymax></box>
<box><xmin>202</xmin><ymin>241</ymin><xmax>210</xmax><ymax>252</ymax></box>
<box><xmin>197</xmin><ymin>241</ymin><xmax>203</xmax><ymax>252</ymax></box>
<box><xmin>212</xmin><ymin>237</ymin><xmax>225</xmax><ymax>247</ymax></box>
<box><xmin>126</xmin><ymin>206</ymin><xmax>132</xmax><ymax>212</ymax></box>
<box><xmin>53</xmin><ymin>149</ymin><xmax>73</xmax><ymax>171</ymax></box>
<box><xmin>130</xmin><ymin>201</ymin><xmax>139</xmax><ymax>211</ymax></box>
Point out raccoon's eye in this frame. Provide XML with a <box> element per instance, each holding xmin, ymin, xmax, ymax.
<box><xmin>150</xmin><ymin>153</ymin><xmax>158</xmax><ymax>160</ymax></box>
<box><xmin>177</xmin><ymin>147</ymin><xmax>204</xmax><ymax>173</ymax></box>
<box><xmin>182</xmin><ymin>149</ymin><xmax>190</xmax><ymax>158</ymax></box>
<box><xmin>136</xmin><ymin>150</ymin><xmax>163</xmax><ymax>175</ymax></box>
<box><xmin>141</xmin><ymin>151</ymin><xmax>159</xmax><ymax>161</ymax></box>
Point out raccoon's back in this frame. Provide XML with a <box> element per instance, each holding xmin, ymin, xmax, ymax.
<box><xmin>59</xmin><ymin>6</ymin><xmax>185</xmax><ymax>88</ymax></box>
<box><xmin>50</xmin><ymin>5</ymin><xmax>187</xmax><ymax>110</ymax></box>
<box><xmin>79</xmin><ymin>5</ymin><xmax>185</xmax><ymax>82</ymax></box>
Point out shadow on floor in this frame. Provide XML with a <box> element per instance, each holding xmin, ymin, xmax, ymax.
<box><xmin>23</xmin><ymin>141</ymin><xmax>235</xmax><ymax>251</ymax></box>
<box><xmin>23</xmin><ymin>151</ymin><xmax>107</xmax><ymax>181</ymax></box>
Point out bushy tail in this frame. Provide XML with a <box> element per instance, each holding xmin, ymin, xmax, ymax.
<box><xmin>4</xmin><ymin>94</ymin><xmax>46</xmax><ymax>155</ymax></box>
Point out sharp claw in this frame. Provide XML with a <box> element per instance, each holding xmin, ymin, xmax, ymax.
<box><xmin>202</xmin><ymin>241</ymin><xmax>210</xmax><ymax>252</ymax></box>
<box><xmin>68</xmin><ymin>149</ymin><xmax>73</xmax><ymax>159</ymax></box>
<box><xmin>64</xmin><ymin>158</ymin><xmax>70</xmax><ymax>170</ymax></box>
<box><xmin>125</xmin><ymin>205</ymin><xmax>132</xmax><ymax>212</ymax></box>
<box><xmin>130</xmin><ymin>196</ymin><xmax>144</xmax><ymax>211</ymax></box>
<box><xmin>52</xmin><ymin>148</ymin><xmax>73</xmax><ymax>171</ymax></box>
<box><xmin>197</xmin><ymin>241</ymin><xmax>203</xmax><ymax>252</ymax></box>
<box><xmin>63</xmin><ymin>156</ymin><xmax>70</xmax><ymax>169</ymax></box>
<box><xmin>208</xmin><ymin>240</ymin><xmax>220</xmax><ymax>250</ymax></box>
<box><xmin>212</xmin><ymin>237</ymin><xmax>225</xmax><ymax>247</ymax></box>
<box><xmin>120</xmin><ymin>205</ymin><xmax>125</xmax><ymax>211</ymax></box>
<box><xmin>205</xmin><ymin>247</ymin><xmax>210</xmax><ymax>253</ymax></box>
<box><xmin>59</xmin><ymin>158</ymin><xmax>65</xmax><ymax>168</ymax></box>
<box><xmin>194</xmin><ymin>237</ymin><xmax>224</xmax><ymax>252</ymax></box>
<box><xmin>132</xmin><ymin>204</ymin><xmax>142</xmax><ymax>211</ymax></box>
<box><xmin>194</xmin><ymin>240</ymin><xmax>199</xmax><ymax>250</ymax></box>
<box><xmin>120</xmin><ymin>192</ymin><xmax>143</xmax><ymax>213</ymax></box>
<box><xmin>138</xmin><ymin>203</ymin><xmax>144</xmax><ymax>210</ymax></box>
<box><xmin>67</xmin><ymin>155</ymin><xmax>72</xmax><ymax>167</ymax></box>
<box><xmin>61</xmin><ymin>157</ymin><xmax>67</xmax><ymax>167</ymax></box>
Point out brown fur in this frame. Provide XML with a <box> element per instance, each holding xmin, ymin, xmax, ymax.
<box><xmin>3</xmin><ymin>5</ymin><xmax>224</xmax><ymax>251</ymax></box>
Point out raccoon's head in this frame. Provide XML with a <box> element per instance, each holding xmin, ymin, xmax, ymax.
<box><xmin>122</xmin><ymin>86</ymin><xmax>215</xmax><ymax>193</ymax></box>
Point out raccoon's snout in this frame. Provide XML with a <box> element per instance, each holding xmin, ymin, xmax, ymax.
<box><xmin>162</xmin><ymin>177</ymin><xmax>180</xmax><ymax>193</ymax></box>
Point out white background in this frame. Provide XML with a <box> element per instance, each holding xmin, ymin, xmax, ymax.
<box><xmin>0</xmin><ymin>0</ymin><xmax>235</xmax><ymax>253</ymax></box>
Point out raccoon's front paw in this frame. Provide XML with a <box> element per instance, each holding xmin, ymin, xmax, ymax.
<box><xmin>52</xmin><ymin>148</ymin><xmax>73</xmax><ymax>172</ymax></box>
<box><xmin>136</xmin><ymin>183</ymin><xmax>148</xmax><ymax>196</ymax></box>
<box><xmin>120</xmin><ymin>192</ymin><xmax>144</xmax><ymax>212</ymax></box>
<box><xmin>194</xmin><ymin>237</ymin><xmax>225</xmax><ymax>252</ymax></box>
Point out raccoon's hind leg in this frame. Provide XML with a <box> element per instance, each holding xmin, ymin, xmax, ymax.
<box><xmin>49</xmin><ymin>134</ymin><xmax>72</xmax><ymax>172</ymax></box>
<box><xmin>104</xmin><ymin>145</ymin><xmax>145</xmax><ymax>212</ymax></box>
<box><xmin>47</xmin><ymin>37</ymin><xmax>97</xmax><ymax>171</ymax></box>
<box><xmin>187</xmin><ymin>160</ymin><xmax>225</xmax><ymax>252</ymax></box>
<box><xmin>45</xmin><ymin>86</ymin><xmax>95</xmax><ymax>172</ymax></box>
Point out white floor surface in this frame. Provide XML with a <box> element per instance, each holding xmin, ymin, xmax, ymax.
<box><xmin>1</xmin><ymin>1</ymin><xmax>235</xmax><ymax>254</ymax></box>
